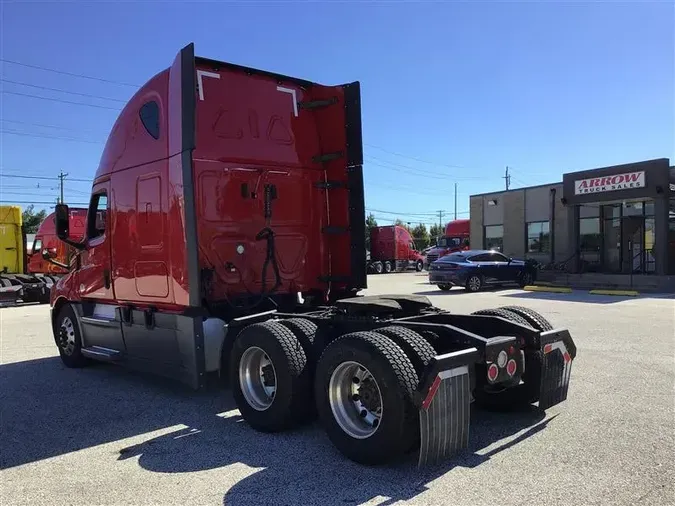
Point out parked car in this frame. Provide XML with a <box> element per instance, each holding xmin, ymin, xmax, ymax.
<box><xmin>427</xmin><ymin>249</ymin><xmax>537</xmax><ymax>292</ymax></box>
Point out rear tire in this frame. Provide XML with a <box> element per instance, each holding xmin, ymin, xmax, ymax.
<box><xmin>374</xmin><ymin>262</ymin><xmax>383</xmax><ymax>274</ymax></box>
<box><xmin>471</xmin><ymin>308</ymin><xmax>531</xmax><ymax>328</ymax></box>
<box><xmin>54</xmin><ymin>304</ymin><xmax>88</xmax><ymax>368</ymax></box>
<box><xmin>383</xmin><ymin>261</ymin><xmax>392</xmax><ymax>274</ymax></box>
<box><xmin>372</xmin><ymin>326</ymin><xmax>435</xmax><ymax>378</ymax></box>
<box><xmin>437</xmin><ymin>284</ymin><xmax>451</xmax><ymax>291</ymax></box>
<box><xmin>471</xmin><ymin>308</ymin><xmax>544</xmax><ymax>410</ymax></box>
<box><xmin>314</xmin><ymin>331</ymin><xmax>419</xmax><ymax>465</ymax></box>
<box><xmin>278</xmin><ymin>318</ymin><xmax>319</xmax><ymax>420</ymax></box>
<box><xmin>230</xmin><ymin>321</ymin><xmax>312</xmax><ymax>432</ymax></box>
<box><xmin>415</xmin><ymin>260</ymin><xmax>423</xmax><ymax>272</ymax></box>
<box><xmin>498</xmin><ymin>305</ymin><xmax>554</xmax><ymax>331</ymax></box>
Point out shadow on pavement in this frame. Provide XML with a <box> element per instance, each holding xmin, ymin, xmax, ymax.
<box><xmin>0</xmin><ymin>356</ymin><xmax>230</xmax><ymax>470</ymax></box>
<box><xmin>121</xmin><ymin>403</ymin><xmax>550</xmax><ymax>505</ymax></box>
<box><xmin>1</xmin><ymin>356</ymin><xmax>553</xmax><ymax>505</ymax></box>
<box><xmin>499</xmin><ymin>290</ymin><xmax>674</xmax><ymax>304</ymax></box>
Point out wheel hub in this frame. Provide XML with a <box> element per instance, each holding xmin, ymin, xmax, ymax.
<box><xmin>329</xmin><ymin>361</ymin><xmax>383</xmax><ymax>439</ymax></box>
<box><xmin>239</xmin><ymin>346</ymin><xmax>277</xmax><ymax>411</ymax></box>
<box><xmin>59</xmin><ymin>317</ymin><xmax>76</xmax><ymax>356</ymax></box>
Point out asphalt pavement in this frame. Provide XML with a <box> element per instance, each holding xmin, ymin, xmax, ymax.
<box><xmin>1</xmin><ymin>273</ymin><xmax>673</xmax><ymax>506</ymax></box>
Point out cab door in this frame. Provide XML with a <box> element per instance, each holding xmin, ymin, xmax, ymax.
<box><xmin>78</xmin><ymin>186</ymin><xmax>114</xmax><ymax>301</ymax></box>
<box><xmin>76</xmin><ymin>183</ymin><xmax>125</xmax><ymax>352</ymax></box>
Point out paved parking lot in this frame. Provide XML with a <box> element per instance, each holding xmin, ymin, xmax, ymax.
<box><xmin>1</xmin><ymin>273</ymin><xmax>673</xmax><ymax>506</ymax></box>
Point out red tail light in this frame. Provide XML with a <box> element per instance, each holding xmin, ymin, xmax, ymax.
<box><xmin>506</xmin><ymin>359</ymin><xmax>517</xmax><ymax>377</ymax></box>
<box><xmin>487</xmin><ymin>363</ymin><xmax>499</xmax><ymax>382</ymax></box>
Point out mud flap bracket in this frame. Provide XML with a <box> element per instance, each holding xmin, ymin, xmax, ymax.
<box><xmin>417</xmin><ymin>347</ymin><xmax>478</xmax><ymax>467</ymax></box>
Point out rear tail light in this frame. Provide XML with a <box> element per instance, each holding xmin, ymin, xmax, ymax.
<box><xmin>506</xmin><ymin>359</ymin><xmax>517</xmax><ymax>377</ymax></box>
<box><xmin>487</xmin><ymin>363</ymin><xmax>499</xmax><ymax>382</ymax></box>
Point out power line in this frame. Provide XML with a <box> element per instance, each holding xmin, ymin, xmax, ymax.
<box><xmin>1</xmin><ymin>129</ymin><xmax>104</xmax><ymax>144</ymax></box>
<box><xmin>0</xmin><ymin>200</ymin><xmax>90</xmax><ymax>206</ymax></box>
<box><xmin>366</xmin><ymin>143</ymin><xmax>468</xmax><ymax>170</ymax></box>
<box><xmin>366</xmin><ymin>157</ymin><xmax>479</xmax><ymax>182</ymax></box>
<box><xmin>0</xmin><ymin>79</ymin><xmax>128</xmax><ymax>103</ymax></box>
<box><xmin>0</xmin><ymin>119</ymin><xmax>108</xmax><ymax>135</ymax></box>
<box><xmin>366</xmin><ymin>207</ymin><xmax>445</xmax><ymax>217</ymax></box>
<box><xmin>0</xmin><ymin>173</ymin><xmax>92</xmax><ymax>183</ymax></box>
<box><xmin>0</xmin><ymin>58</ymin><xmax>140</xmax><ymax>87</ymax></box>
<box><xmin>1</xmin><ymin>90</ymin><xmax>121</xmax><ymax>110</ymax></box>
<box><xmin>366</xmin><ymin>155</ymin><xmax>482</xmax><ymax>181</ymax></box>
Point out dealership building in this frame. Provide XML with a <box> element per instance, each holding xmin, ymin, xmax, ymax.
<box><xmin>469</xmin><ymin>158</ymin><xmax>675</xmax><ymax>282</ymax></box>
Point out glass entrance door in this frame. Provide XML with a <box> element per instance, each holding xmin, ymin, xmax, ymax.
<box><xmin>621</xmin><ymin>216</ymin><xmax>644</xmax><ymax>274</ymax></box>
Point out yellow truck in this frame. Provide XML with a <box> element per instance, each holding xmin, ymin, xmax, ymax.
<box><xmin>0</xmin><ymin>206</ymin><xmax>50</xmax><ymax>306</ymax></box>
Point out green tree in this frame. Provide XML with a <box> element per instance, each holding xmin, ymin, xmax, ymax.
<box><xmin>393</xmin><ymin>219</ymin><xmax>411</xmax><ymax>231</ymax></box>
<box><xmin>411</xmin><ymin>223</ymin><xmax>430</xmax><ymax>249</ymax></box>
<box><xmin>21</xmin><ymin>205</ymin><xmax>47</xmax><ymax>234</ymax></box>
<box><xmin>365</xmin><ymin>213</ymin><xmax>378</xmax><ymax>250</ymax></box>
<box><xmin>429</xmin><ymin>223</ymin><xmax>443</xmax><ymax>245</ymax></box>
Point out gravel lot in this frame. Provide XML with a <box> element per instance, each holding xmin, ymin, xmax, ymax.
<box><xmin>1</xmin><ymin>273</ymin><xmax>674</xmax><ymax>506</ymax></box>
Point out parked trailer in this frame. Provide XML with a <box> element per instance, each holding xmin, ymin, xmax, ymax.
<box><xmin>367</xmin><ymin>225</ymin><xmax>425</xmax><ymax>274</ymax></box>
<box><xmin>48</xmin><ymin>43</ymin><xmax>577</xmax><ymax>466</ymax></box>
<box><xmin>0</xmin><ymin>206</ymin><xmax>50</xmax><ymax>306</ymax></box>
<box><xmin>28</xmin><ymin>208</ymin><xmax>88</xmax><ymax>291</ymax></box>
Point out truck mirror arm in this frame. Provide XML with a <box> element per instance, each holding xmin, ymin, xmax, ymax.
<box><xmin>59</xmin><ymin>236</ymin><xmax>87</xmax><ymax>251</ymax></box>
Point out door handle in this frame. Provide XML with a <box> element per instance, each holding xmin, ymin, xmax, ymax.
<box><xmin>103</xmin><ymin>269</ymin><xmax>111</xmax><ymax>289</ymax></box>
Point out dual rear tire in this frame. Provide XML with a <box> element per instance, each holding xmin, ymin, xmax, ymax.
<box><xmin>230</xmin><ymin>320</ymin><xmax>432</xmax><ymax>465</ymax></box>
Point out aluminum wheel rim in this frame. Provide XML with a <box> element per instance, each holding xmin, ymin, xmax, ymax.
<box><xmin>328</xmin><ymin>361</ymin><xmax>383</xmax><ymax>439</ymax></box>
<box><xmin>239</xmin><ymin>346</ymin><xmax>277</xmax><ymax>411</ymax></box>
<box><xmin>59</xmin><ymin>316</ymin><xmax>76</xmax><ymax>356</ymax></box>
<box><xmin>469</xmin><ymin>276</ymin><xmax>481</xmax><ymax>291</ymax></box>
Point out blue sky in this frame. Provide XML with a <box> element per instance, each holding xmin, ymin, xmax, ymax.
<box><xmin>1</xmin><ymin>0</ymin><xmax>673</xmax><ymax>230</ymax></box>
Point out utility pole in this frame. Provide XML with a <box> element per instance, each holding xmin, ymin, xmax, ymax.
<box><xmin>58</xmin><ymin>170</ymin><xmax>68</xmax><ymax>204</ymax></box>
<box><xmin>454</xmin><ymin>182</ymin><xmax>458</xmax><ymax>220</ymax></box>
<box><xmin>437</xmin><ymin>210</ymin><xmax>445</xmax><ymax>230</ymax></box>
<box><xmin>504</xmin><ymin>166</ymin><xmax>511</xmax><ymax>191</ymax></box>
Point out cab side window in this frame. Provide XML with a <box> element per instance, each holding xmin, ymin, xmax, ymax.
<box><xmin>88</xmin><ymin>193</ymin><xmax>108</xmax><ymax>240</ymax></box>
<box><xmin>139</xmin><ymin>101</ymin><xmax>160</xmax><ymax>140</ymax></box>
<box><xmin>33</xmin><ymin>239</ymin><xmax>42</xmax><ymax>252</ymax></box>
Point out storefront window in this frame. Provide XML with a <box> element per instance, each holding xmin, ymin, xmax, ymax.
<box><xmin>603</xmin><ymin>218</ymin><xmax>621</xmax><ymax>273</ymax></box>
<box><xmin>603</xmin><ymin>204</ymin><xmax>621</xmax><ymax>220</ymax></box>
<box><xmin>579</xmin><ymin>205</ymin><xmax>600</xmax><ymax>218</ymax></box>
<box><xmin>644</xmin><ymin>200</ymin><xmax>655</xmax><ymax>217</ymax></box>
<box><xmin>645</xmin><ymin>218</ymin><xmax>656</xmax><ymax>273</ymax></box>
<box><xmin>669</xmin><ymin>198</ymin><xmax>675</xmax><ymax>275</ymax></box>
<box><xmin>579</xmin><ymin>217</ymin><xmax>601</xmax><ymax>271</ymax></box>
<box><xmin>526</xmin><ymin>221</ymin><xmax>550</xmax><ymax>253</ymax></box>
<box><xmin>484</xmin><ymin>225</ymin><xmax>503</xmax><ymax>252</ymax></box>
<box><xmin>622</xmin><ymin>201</ymin><xmax>644</xmax><ymax>217</ymax></box>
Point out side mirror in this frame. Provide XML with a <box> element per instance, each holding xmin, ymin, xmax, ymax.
<box><xmin>55</xmin><ymin>204</ymin><xmax>70</xmax><ymax>240</ymax></box>
<box><xmin>42</xmin><ymin>248</ymin><xmax>57</xmax><ymax>260</ymax></box>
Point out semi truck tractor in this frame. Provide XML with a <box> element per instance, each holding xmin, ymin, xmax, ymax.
<box><xmin>0</xmin><ymin>205</ymin><xmax>50</xmax><ymax>305</ymax></box>
<box><xmin>367</xmin><ymin>225</ymin><xmax>425</xmax><ymax>274</ymax></box>
<box><xmin>48</xmin><ymin>43</ymin><xmax>576</xmax><ymax>466</ymax></box>
<box><xmin>28</xmin><ymin>208</ymin><xmax>88</xmax><ymax>290</ymax></box>
<box><xmin>424</xmin><ymin>218</ymin><xmax>471</xmax><ymax>268</ymax></box>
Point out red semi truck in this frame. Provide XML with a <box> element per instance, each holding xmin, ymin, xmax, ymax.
<box><xmin>424</xmin><ymin>219</ymin><xmax>471</xmax><ymax>268</ymax></box>
<box><xmin>29</xmin><ymin>208</ymin><xmax>88</xmax><ymax>282</ymax></box>
<box><xmin>367</xmin><ymin>225</ymin><xmax>424</xmax><ymax>274</ymax></box>
<box><xmin>47</xmin><ymin>43</ymin><xmax>576</xmax><ymax>466</ymax></box>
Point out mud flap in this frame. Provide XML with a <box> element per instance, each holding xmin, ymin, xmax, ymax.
<box><xmin>416</xmin><ymin>348</ymin><xmax>478</xmax><ymax>467</ymax></box>
<box><xmin>538</xmin><ymin>329</ymin><xmax>577</xmax><ymax>410</ymax></box>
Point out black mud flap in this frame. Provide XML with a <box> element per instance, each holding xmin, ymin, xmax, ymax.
<box><xmin>416</xmin><ymin>348</ymin><xmax>478</xmax><ymax>467</ymax></box>
<box><xmin>538</xmin><ymin>329</ymin><xmax>577</xmax><ymax>410</ymax></box>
